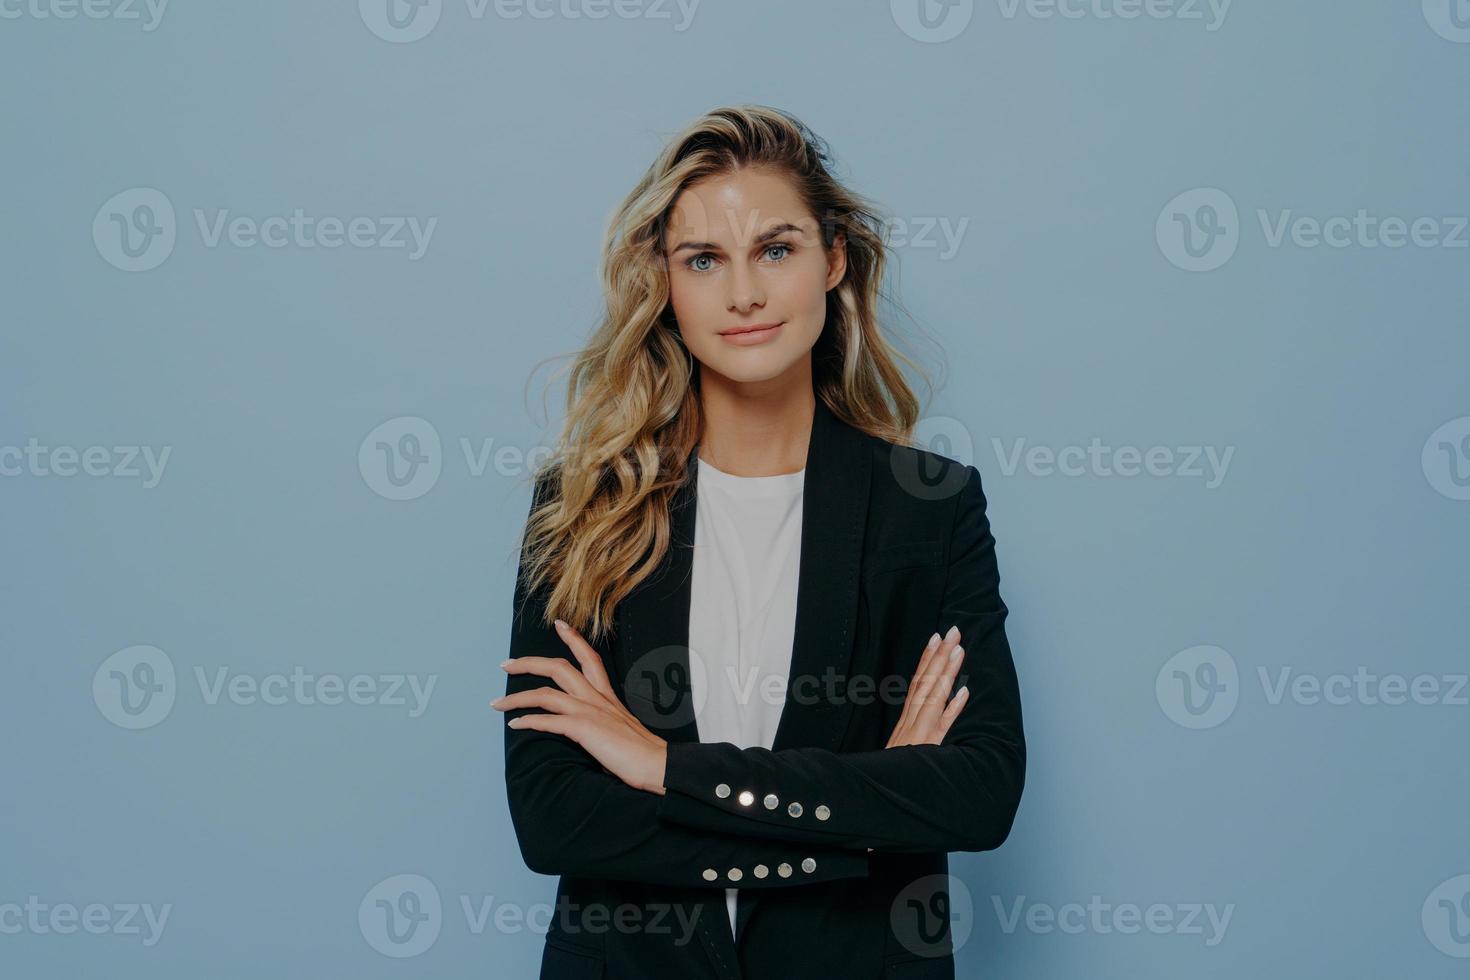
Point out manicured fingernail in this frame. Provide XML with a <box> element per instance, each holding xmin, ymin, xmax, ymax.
<box><xmin>499</xmin><ymin>660</ymin><xmax>512</xmax><ymax>668</ymax></box>
<box><xmin>956</xmin><ymin>685</ymin><xmax>969</xmax><ymax>700</ymax></box>
<box><xmin>507</xmin><ymin>717</ymin><xmax>524</xmax><ymax>727</ymax></box>
<box><xmin>554</xmin><ymin>619</ymin><xmax>567</xmax><ymax>630</ymax></box>
<box><xmin>927</xmin><ymin>632</ymin><xmax>941</xmax><ymax>650</ymax></box>
<box><xmin>945</xmin><ymin>625</ymin><xmax>960</xmax><ymax>642</ymax></box>
<box><xmin>949</xmin><ymin>645</ymin><xmax>964</xmax><ymax>663</ymax></box>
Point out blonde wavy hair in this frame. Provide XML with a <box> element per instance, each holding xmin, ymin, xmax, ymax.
<box><xmin>518</xmin><ymin>104</ymin><xmax>938</xmax><ymax>643</ymax></box>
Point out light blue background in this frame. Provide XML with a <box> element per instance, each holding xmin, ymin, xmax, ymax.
<box><xmin>3</xmin><ymin>1</ymin><xmax>1467</xmax><ymax>977</ymax></box>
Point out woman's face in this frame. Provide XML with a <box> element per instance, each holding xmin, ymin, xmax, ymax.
<box><xmin>662</xmin><ymin>167</ymin><xmax>846</xmax><ymax>389</ymax></box>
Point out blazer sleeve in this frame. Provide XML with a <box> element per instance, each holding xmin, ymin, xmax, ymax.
<box><xmin>654</xmin><ymin>464</ymin><xmax>1026</xmax><ymax>854</ymax></box>
<box><xmin>502</xmin><ymin>472</ymin><xmax>873</xmax><ymax>887</ymax></box>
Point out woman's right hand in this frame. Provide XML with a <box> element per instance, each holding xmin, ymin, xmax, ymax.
<box><xmin>884</xmin><ymin>625</ymin><xmax>968</xmax><ymax>748</ymax></box>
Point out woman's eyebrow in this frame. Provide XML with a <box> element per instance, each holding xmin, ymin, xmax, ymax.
<box><xmin>669</xmin><ymin>221</ymin><xmax>806</xmax><ymax>255</ymax></box>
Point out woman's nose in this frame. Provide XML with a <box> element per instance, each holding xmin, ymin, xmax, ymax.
<box><xmin>726</xmin><ymin>263</ymin><xmax>764</xmax><ymax>311</ymax></box>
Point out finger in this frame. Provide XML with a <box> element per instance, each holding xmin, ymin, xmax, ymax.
<box><xmin>935</xmin><ymin>685</ymin><xmax>969</xmax><ymax>742</ymax></box>
<box><xmin>550</xmin><ymin>622</ymin><xmax>653</xmax><ymax>730</ymax></box>
<box><xmin>908</xmin><ymin>644</ymin><xmax>958</xmax><ymax>735</ymax></box>
<box><xmin>506</xmin><ymin>712</ymin><xmax>581</xmax><ymax>741</ymax></box>
<box><xmin>492</xmin><ymin>687</ymin><xmax>584</xmax><ymax>716</ymax></box>
<box><xmin>503</xmin><ymin>655</ymin><xmax>598</xmax><ymax>700</ymax></box>
<box><xmin>917</xmin><ymin>643</ymin><xmax>964</xmax><ymax>729</ymax></box>
<box><xmin>910</xmin><ymin>628</ymin><xmax>961</xmax><ymax>716</ymax></box>
<box><xmin>895</xmin><ymin>640</ymin><xmax>943</xmax><ymax>737</ymax></box>
<box><xmin>893</xmin><ymin>632</ymin><xmax>943</xmax><ymax>732</ymax></box>
<box><xmin>914</xmin><ymin>627</ymin><xmax>955</xmax><ymax>688</ymax></box>
<box><xmin>884</xmin><ymin>718</ymin><xmax>907</xmax><ymax>749</ymax></box>
<box><xmin>918</xmin><ymin>626</ymin><xmax>961</xmax><ymax>694</ymax></box>
<box><xmin>554</xmin><ymin>619</ymin><xmax>616</xmax><ymax>697</ymax></box>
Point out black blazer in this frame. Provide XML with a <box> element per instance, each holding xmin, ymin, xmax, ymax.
<box><xmin>502</xmin><ymin>397</ymin><xmax>1026</xmax><ymax>979</ymax></box>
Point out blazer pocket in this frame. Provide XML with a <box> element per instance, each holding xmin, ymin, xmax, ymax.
<box><xmin>863</xmin><ymin>541</ymin><xmax>944</xmax><ymax>579</ymax></box>
<box><xmin>538</xmin><ymin>938</ymin><xmax>605</xmax><ymax>980</ymax></box>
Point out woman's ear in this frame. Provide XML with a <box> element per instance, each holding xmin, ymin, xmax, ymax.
<box><xmin>826</xmin><ymin>230</ymin><xmax>848</xmax><ymax>291</ymax></box>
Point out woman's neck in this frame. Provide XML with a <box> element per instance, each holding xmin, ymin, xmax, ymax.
<box><xmin>696</xmin><ymin>376</ymin><xmax>814</xmax><ymax>478</ymax></box>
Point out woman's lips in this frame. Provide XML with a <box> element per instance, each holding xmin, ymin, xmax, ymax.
<box><xmin>718</xmin><ymin>322</ymin><xmax>783</xmax><ymax>346</ymax></box>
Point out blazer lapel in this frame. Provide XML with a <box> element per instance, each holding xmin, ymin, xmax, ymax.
<box><xmin>615</xmin><ymin>444</ymin><xmax>703</xmax><ymax>745</ymax></box>
<box><xmin>736</xmin><ymin>398</ymin><xmax>872</xmax><ymax>945</ymax></box>
<box><xmin>770</xmin><ymin>396</ymin><xmax>872</xmax><ymax>753</ymax></box>
<box><xmin>614</xmin><ymin>396</ymin><xmax>872</xmax><ymax>746</ymax></box>
<box><xmin>614</xmin><ymin>396</ymin><xmax>874</xmax><ymax>963</ymax></box>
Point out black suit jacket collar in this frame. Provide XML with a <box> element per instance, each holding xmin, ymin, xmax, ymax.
<box><xmin>615</xmin><ymin>395</ymin><xmax>874</xmax><ymax>754</ymax></box>
<box><xmin>612</xmin><ymin>397</ymin><xmax>875</xmax><ymax>967</ymax></box>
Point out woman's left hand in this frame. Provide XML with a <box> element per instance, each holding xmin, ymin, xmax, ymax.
<box><xmin>492</xmin><ymin>619</ymin><xmax>668</xmax><ymax>796</ymax></box>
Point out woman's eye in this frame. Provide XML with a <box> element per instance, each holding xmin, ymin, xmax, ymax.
<box><xmin>684</xmin><ymin>244</ymin><xmax>789</xmax><ymax>273</ymax></box>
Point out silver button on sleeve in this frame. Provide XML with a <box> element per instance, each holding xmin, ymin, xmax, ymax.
<box><xmin>702</xmin><ymin>868</ymin><xmax>718</xmax><ymax>881</ymax></box>
<box><xmin>753</xmin><ymin>864</ymin><xmax>769</xmax><ymax>879</ymax></box>
<box><xmin>776</xmin><ymin>862</ymin><xmax>793</xmax><ymax>878</ymax></box>
<box><xmin>787</xmin><ymin>802</ymin><xmax>803</xmax><ymax>818</ymax></box>
<box><xmin>738</xmin><ymin>790</ymin><xmax>755</xmax><ymax>807</ymax></box>
<box><xmin>763</xmin><ymin>793</ymin><xmax>779</xmax><ymax>810</ymax></box>
<box><xmin>715</xmin><ymin>783</ymin><xmax>731</xmax><ymax>799</ymax></box>
<box><xmin>814</xmin><ymin>804</ymin><xmax>831</xmax><ymax>821</ymax></box>
<box><xmin>801</xmin><ymin>857</ymin><xmax>816</xmax><ymax>874</ymax></box>
<box><xmin>727</xmin><ymin>867</ymin><xmax>743</xmax><ymax>882</ymax></box>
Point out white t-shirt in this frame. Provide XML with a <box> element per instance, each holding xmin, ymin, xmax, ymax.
<box><xmin>687</xmin><ymin>455</ymin><xmax>805</xmax><ymax>939</ymax></box>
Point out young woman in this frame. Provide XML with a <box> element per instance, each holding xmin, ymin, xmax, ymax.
<box><xmin>492</xmin><ymin>105</ymin><xmax>1025</xmax><ymax>980</ymax></box>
